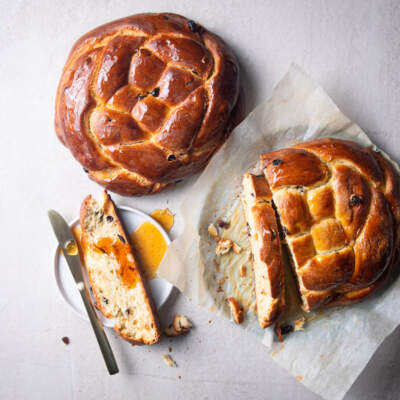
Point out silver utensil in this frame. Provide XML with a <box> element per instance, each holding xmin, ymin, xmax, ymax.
<box><xmin>48</xmin><ymin>210</ymin><xmax>119</xmax><ymax>375</ymax></box>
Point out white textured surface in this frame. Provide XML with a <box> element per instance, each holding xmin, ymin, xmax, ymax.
<box><xmin>1</xmin><ymin>1</ymin><xmax>399</xmax><ymax>399</ymax></box>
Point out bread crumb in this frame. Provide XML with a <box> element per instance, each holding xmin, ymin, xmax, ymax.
<box><xmin>240</xmin><ymin>264</ymin><xmax>247</xmax><ymax>277</ymax></box>
<box><xmin>208</xmin><ymin>223</ymin><xmax>219</xmax><ymax>241</ymax></box>
<box><xmin>162</xmin><ymin>354</ymin><xmax>177</xmax><ymax>367</ymax></box>
<box><xmin>232</xmin><ymin>242</ymin><xmax>242</xmax><ymax>254</ymax></box>
<box><xmin>216</xmin><ymin>276</ymin><xmax>227</xmax><ymax>293</ymax></box>
<box><xmin>215</xmin><ymin>239</ymin><xmax>233</xmax><ymax>256</ymax></box>
<box><xmin>227</xmin><ymin>297</ymin><xmax>244</xmax><ymax>324</ymax></box>
<box><xmin>165</xmin><ymin>315</ymin><xmax>193</xmax><ymax>337</ymax></box>
<box><xmin>165</xmin><ymin>325</ymin><xmax>177</xmax><ymax>337</ymax></box>
<box><xmin>274</xmin><ymin>323</ymin><xmax>294</xmax><ymax>342</ymax></box>
<box><xmin>294</xmin><ymin>317</ymin><xmax>306</xmax><ymax>331</ymax></box>
<box><xmin>178</xmin><ymin>375</ymin><xmax>182</xmax><ymax>379</ymax></box>
<box><xmin>213</xmin><ymin>258</ymin><xmax>220</xmax><ymax>272</ymax></box>
<box><xmin>173</xmin><ymin>315</ymin><xmax>192</xmax><ymax>332</ymax></box>
<box><xmin>217</xmin><ymin>219</ymin><xmax>230</xmax><ymax>229</ymax></box>
<box><xmin>61</xmin><ymin>336</ymin><xmax>70</xmax><ymax>345</ymax></box>
<box><xmin>296</xmin><ymin>375</ymin><xmax>303</xmax><ymax>382</ymax></box>
<box><xmin>218</xmin><ymin>276</ymin><xmax>227</xmax><ymax>287</ymax></box>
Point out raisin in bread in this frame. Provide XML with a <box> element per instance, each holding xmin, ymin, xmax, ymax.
<box><xmin>80</xmin><ymin>191</ymin><xmax>160</xmax><ymax>344</ymax></box>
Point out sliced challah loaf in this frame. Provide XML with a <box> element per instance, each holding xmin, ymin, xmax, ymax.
<box><xmin>80</xmin><ymin>191</ymin><xmax>160</xmax><ymax>344</ymax></box>
<box><xmin>242</xmin><ymin>138</ymin><xmax>400</xmax><ymax>326</ymax></box>
<box><xmin>253</xmin><ymin>137</ymin><xmax>400</xmax><ymax>313</ymax></box>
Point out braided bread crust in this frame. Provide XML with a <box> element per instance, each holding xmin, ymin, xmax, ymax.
<box><xmin>261</xmin><ymin>138</ymin><xmax>400</xmax><ymax>311</ymax></box>
<box><xmin>55</xmin><ymin>13</ymin><xmax>243</xmax><ymax>195</ymax></box>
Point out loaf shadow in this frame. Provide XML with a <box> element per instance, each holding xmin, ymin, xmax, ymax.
<box><xmin>222</xmin><ymin>34</ymin><xmax>260</xmax><ymax>115</ymax></box>
<box><xmin>157</xmin><ymin>286</ymin><xmax>181</xmax><ymax>328</ymax></box>
<box><xmin>235</xmin><ymin>55</ymin><xmax>258</xmax><ymax>114</ymax></box>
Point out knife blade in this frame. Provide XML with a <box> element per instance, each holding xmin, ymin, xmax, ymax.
<box><xmin>48</xmin><ymin>209</ymin><xmax>119</xmax><ymax>375</ymax></box>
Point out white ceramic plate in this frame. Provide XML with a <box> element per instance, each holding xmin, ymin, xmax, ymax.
<box><xmin>54</xmin><ymin>205</ymin><xmax>173</xmax><ymax>328</ymax></box>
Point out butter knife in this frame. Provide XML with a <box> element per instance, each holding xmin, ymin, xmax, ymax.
<box><xmin>48</xmin><ymin>210</ymin><xmax>119</xmax><ymax>375</ymax></box>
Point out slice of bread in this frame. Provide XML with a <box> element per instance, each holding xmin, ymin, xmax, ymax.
<box><xmin>80</xmin><ymin>191</ymin><xmax>161</xmax><ymax>345</ymax></box>
<box><xmin>241</xmin><ymin>173</ymin><xmax>285</xmax><ymax>328</ymax></box>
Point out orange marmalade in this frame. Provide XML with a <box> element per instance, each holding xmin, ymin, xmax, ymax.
<box><xmin>94</xmin><ymin>236</ymin><xmax>139</xmax><ymax>289</ymax></box>
<box><xmin>128</xmin><ymin>208</ymin><xmax>173</xmax><ymax>280</ymax></box>
<box><xmin>60</xmin><ymin>227</ymin><xmax>82</xmax><ymax>255</ymax></box>
<box><xmin>130</xmin><ymin>222</ymin><xmax>167</xmax><ymax>281</ymax></box>
<box><xmin>150</xmin><ymin>209</ymin><xmax>174</xmax><ymax>233</ymax></box>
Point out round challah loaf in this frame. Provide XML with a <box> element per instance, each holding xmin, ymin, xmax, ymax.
<box><xmin>261</xmin><ymin>138</ymin><xmax>400</xmax><ymax>311</ymax></box>
<box><xmin>55</xmin><ymin>13</ymin><xmax>243</xmax><ymax>195</ymax></box>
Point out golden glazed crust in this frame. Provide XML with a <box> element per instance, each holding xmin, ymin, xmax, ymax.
<box><xmin>55</xmin><ymin>13</ymin><xmax>243</xmax><ymax>195</ymax></box>
<box><xmin>259</xmin><ymin>138</ymin><xmax>400</xmax><ymax>312</ymax></box>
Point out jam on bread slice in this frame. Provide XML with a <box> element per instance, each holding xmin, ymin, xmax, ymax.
<box><xmin>80</xmin><ymin>191</ymin><xmax>160</xmax><ymax>344</ymax></box>
<box><xmin>241</xmin><ymin>173</ymin><xmax>285</xmax><ymax>328</ymax></box>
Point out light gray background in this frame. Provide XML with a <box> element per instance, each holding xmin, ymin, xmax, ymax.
<box><xmin>1</xmin><ymin>1</ymin><xmax>399</xmax><ymax>399</ymax></box>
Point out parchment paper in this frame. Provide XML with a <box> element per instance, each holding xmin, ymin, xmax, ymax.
<box><xmin>158</xmin><ymin>64</ymin><xmax>400</xmax><ymax>400</ymax></box>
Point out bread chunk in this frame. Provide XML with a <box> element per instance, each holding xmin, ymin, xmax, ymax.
<box><xmin>80</xmin><ymin>191</ymin><xmax>161</xmax><ymax>344</ymax></box>
<box><xmin>164</xmin><ymin>315</ymin><xmax>193</xmax><ymax>337</ymax></box>
<box><xmin>241</xmin><ymin>173</ymin><xmax>285</xmax><ymax>327</ymax></box>
<box><xmin>227</xmin><ymin>297</ymin><xmax>244</xmax><ymax>324</ymax></box>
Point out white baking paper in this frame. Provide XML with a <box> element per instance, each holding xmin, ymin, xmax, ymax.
<box><xmin>158</xmin><ymin>64</ymin><xmax>400</xmax><ymax>400</ymax></box>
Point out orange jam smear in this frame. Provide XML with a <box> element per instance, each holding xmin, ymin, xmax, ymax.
<box><xmin>94</xmin><ymin>237</ymin><xmax>139</xmax><ymax>289</ymax></box>
<box><xmin>64</xmin><ymin>240</ymin><xmax>78</xmax><ymax>256</ymax></box>
<box><xmin>130</xmin><ymin>222</ymin><xmax>168</xmax><ymax>281</ymax></box>
<box><xmin>150</xmin><ymin>209</ymin><xmax>174</xmax><ymax>233</ymax></box>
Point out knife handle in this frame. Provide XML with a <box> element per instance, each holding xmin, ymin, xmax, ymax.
<box><xmin>78</xmin><ymin>285</ymin><xmax>119</xmax><ymax>375</ymax></box>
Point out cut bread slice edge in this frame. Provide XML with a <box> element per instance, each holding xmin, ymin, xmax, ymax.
<box><xmin>80</xmin><ymin>190</ymin><xmax>161</xmax><ymax>345</ymax></box>
<box><xmin>241</xmin><ymin>173</ymin><xmax>286</xmax><ymax>328</ymax></box>
<box><xmin>242</xmin><ymin>173</ymin><xmax>338</xmax><ymax>319</ymax></box>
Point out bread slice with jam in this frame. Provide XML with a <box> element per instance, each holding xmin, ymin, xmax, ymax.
<box><xmin>80</xmin><ymin>191</ymin><xmax>160</xmax><ymax>345</ymax></box>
